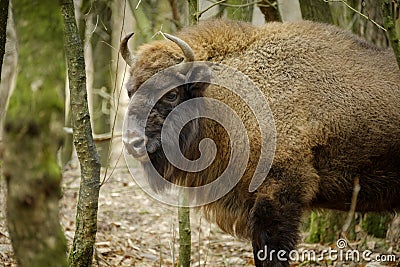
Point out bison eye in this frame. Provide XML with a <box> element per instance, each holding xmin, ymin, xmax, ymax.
<box><xmin>164</xmin><ymin>90</ymin><xmax>179</xmax><ymax>102</ymax></box>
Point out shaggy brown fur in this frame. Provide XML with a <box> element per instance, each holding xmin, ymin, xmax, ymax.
<box><xmin>124</xmin><ymin>20</ymin><xmax>400</xmax><ymax>267</ymax></box>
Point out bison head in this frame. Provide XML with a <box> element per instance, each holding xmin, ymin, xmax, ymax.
<box><xmin>120</xmin><ymin>33</ymin><xmax>213</xmax><ymax>186</ymax></box>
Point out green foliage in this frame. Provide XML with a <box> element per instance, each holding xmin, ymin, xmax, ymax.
<box><xmin>306</xmin><ymin>211</ymin><xmax>344</xmax><ymax>243</ymax></box>
<box><xmin>306</xmin><ymin>211</ymin><xmax>358</xmax><ymax>243</ymax></box>
<box><xmin>362</xmin><ymin>213</ymin><xmax>391</xmax><ymax>238</ymax></box>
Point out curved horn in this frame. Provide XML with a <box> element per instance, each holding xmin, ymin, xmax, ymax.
<box><xmin>163</xmin><ymin>33</ymin><xmax>195</xmax><ymax>62</ymax></box>
<box><xmin>120</xmin><ymin>33</ymin><xmax>136</xmax><ymax>67</ymax></box>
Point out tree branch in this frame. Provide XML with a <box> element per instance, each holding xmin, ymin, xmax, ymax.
<box><xmin>341</xmin><ymin>177</ymin><xmax>360</xmax><ymax>235</ymax></box>
<box><xmin>325</xmin><ymin>0</ymin><xmax>386</xmax><ymax>31</ymax></box>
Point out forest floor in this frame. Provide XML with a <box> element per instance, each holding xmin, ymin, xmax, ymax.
<box><xmin>0</xmin><ymin>155</ymin><xmax>399</xmax><ymax>267</ymax></box>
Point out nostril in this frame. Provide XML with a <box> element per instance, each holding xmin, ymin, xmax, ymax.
<box><xmin>123</xmin><ymin>133</ymin><xmax>149</xmax><ymax>158</ymax></box>
<box><xmin>128</xmin><ymin>136</ymin><xmax>148</xmax><ymax>151</ymax></box>
<box><xmin>132</xmin><ymin>137</ymin><xmax>145</xmax><ymax>149</ymax></box>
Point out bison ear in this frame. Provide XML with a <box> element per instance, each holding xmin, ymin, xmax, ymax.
<box><xmin>184</xmin><ymin>63</ymin><xmax>213</xmax><ymax>97</ymax></box>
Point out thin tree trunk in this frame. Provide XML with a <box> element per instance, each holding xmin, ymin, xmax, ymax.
<box><xmin>299</xmin><ymin>0</ymin><xmax>333</xmax><ymax>24</ymax></box>
<box><xmin>226</xmin><ymin>0</ymin><xmax>254</xmax><ymax>22</ymax></box>
<box><xmin>169</xmin><ymin>0</ymin><xmax>182</xmax><ymax>29</ymax></box>
<box><xmin>177</xmin><ymin>4</ymin><xmax>195</xmax><ymax>266</ymax></box>
<box><xmin>60</xmin><ymin>0</ymin><xmax>101</xmax><ymax>266</ymax></box>
<box><xmin>61</xmin><ymin>0</ymin><xmax>89</xmax><ymax>166</ymax></box>
<box><xmin>188</xmin><ymin>0</ymin><xmax>199</xmax><ymax>24</ymax></box>
<box><xmin>387</xmin><ymin>214</ymin><xmax>400</xmax><ymax>251</ymax></box>
<box><xmin>382</xmin><ymin>0</ymin><xmax>400</xmax><ymax>69</ymax></box>
<box><xmin>258</xmin><ymin>0</ymin><xmax>281</xmax><ymax>22</ymax></box>
<box><xmin>128</xmin><ymin>0</ymin><xmax>175</xmax><ymax>47</ymax></box>
<box><xmin>178</xmin><ymin>193</ymin><xmax>191</xmax><ymax>267</ymax></box>
<box><xmin>358</xmin><ymin>0</ymin><xmax>388</xmax><ymax>47</ymax></box>
<box><xmin>89</xmin><ymin>0</ymin><xmax>112</xmax><ymax>167</ymax></box>
<box><xmin>0</xmin><ymin>2</ymin><xmax>16</xmax><ymax>142</ymax></box>
<box><xmin>2</xmin><ymin>0</ymin><xmax>68</xmax><ymax>266</ymax></box>
<box><xmin>330</xmin><ymin>0</ymin><xmax>360</xmax><ymax>32</ymax></box>
<box><xmin>277</xmin><ymin>0</ymin><xmax>302</xmax><ymax>22</ymax></box>
<box><xmin>0</xmin><ymin>0</ymin><xmax>9</xmax><ymax>75</ymax></box>
<box><xmin>177</xmin><ymin>0</ymin><xmax>189</xmax><ymax>26</ymax></box>
<box><xmin>61</xmin><ymin>75</ymin><xmax>73</xmax><ymax>165</ymax></box>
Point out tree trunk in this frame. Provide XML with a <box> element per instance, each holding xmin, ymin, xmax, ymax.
<box><xmin>330</xmin><ymin>0</ymin><xmax>360</xmax><ymax>32</ymax></box>
<box><xmin>277</xmin><ymin>0</ymin><xmax>302</xmax><ymax>22</ymax></box>
<box><xmin>387</xmin><ymin>214</ymin><xmax>400</xmax><ymax>251</ymax></box>
<box><xmin>188</xmin><ymin>0</ymin><xmax>199</xmax><ymax>24</ymax></box>
<box><xmin>88</xmin><ymin>0</ymin><xmax>112</xmax><ymax>167</ymax></box>
<box><xmin>61</xmin><ymin>76</ymin><xmax>73</xmax><ymax>165</ymax></box>
<box><xmin>330</xmin><ymin>0</ymin><xmax>388</xmax><ymax>47</ymax></box>
<box><xmin>128</xmin><ymin>0</ymin><xmax>176</xmax><ymax>48</ymax></box>
<box><xmin>357</xmin><ymin>0</ymin><xmax>388</xmax><ymax>47</ymax></box>
<box><xmin>169</xmin><ymin>0</ymin><xmax>183</xmax><ymax>28</ymax></box>
<box><xmin>178</xmin><ymin>4</ymin><xmax>196</xmax><ymax>266</ymax></box>
<box><xmin>0</xmin><ymin>0</ymin><xmax>9</xmax><ymax>75</ymax></box>
<box><xmin>258</xmin><ymin>0</ymin><xmax>281</xmax><ymax>22</ymax></box>
<box><xmin>2</xmin><ymin>0</ymin><xmax>68</xmax><ymax>266</ymax></box>
<box><xmin>0</xmin><ymin>2</ymin><xmax>16</xmax><ymax>142</ymax></box>
<box><xmin>299</xmin><ymin>0</ymin><xmax>333</xmax><ymax>24</ymax></box>
<box><xmin>225</xmin><ymin>0</ymin><xmax>254</xmax><ymax>22</ymax></box>
<box><xmin>381</xmin><ymin>0</ymin><xmax>400</xmax><ymax>68</ymax></box>
<box><xmin>178</xmin><ymin>193</ymin><xmax>191</xmax><ymax>267</ymax></box>
<box><xmin>60</xmin><ymin>0</ymin><xmax>101</xmax><ymax>266</ymax></box>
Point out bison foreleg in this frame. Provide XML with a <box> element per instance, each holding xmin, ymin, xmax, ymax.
<box><xmin>249</xmin><ymin>190</ymin><xmax>303</xmax><ymax>267</ymax></box>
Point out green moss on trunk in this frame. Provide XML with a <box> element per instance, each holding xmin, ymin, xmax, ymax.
<box><xmin>3</xmin><ymin>0</ymin><xmax>68</xmax><ymax>266</ymax></box>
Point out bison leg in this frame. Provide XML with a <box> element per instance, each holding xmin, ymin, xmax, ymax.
<box><xmin>249</xmin><ymin>189</ymin><xmax>303</xmax><ymax>267</ymax></box>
